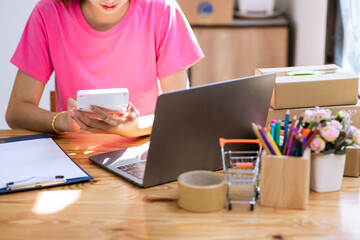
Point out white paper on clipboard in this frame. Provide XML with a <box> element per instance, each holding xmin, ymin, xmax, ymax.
<box><xmin>0</xmin><ymin>136</ymin><xmax>89</xmax><ymax>190</ymax></box>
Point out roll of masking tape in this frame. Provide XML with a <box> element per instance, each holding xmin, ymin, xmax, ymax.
<box><xmin>177</xmin><ymin>170</ymin><xmax>226</xmax><ymax>212</ymax></box>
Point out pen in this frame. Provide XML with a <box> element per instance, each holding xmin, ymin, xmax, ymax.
<box><xmin>275</xmin><ymin>120</ymin><xmax>281</xmax><ymax>147</ymax></box>
<box><xmin>282</xmin><ymin>109</ymin><xmax>290</xmax><ymax>151</ymax></box>
<box><xmin>270</xmin><ymin>120</ymin><xmax>276</xmax><ymax>139</ymax></box>
<box><xmin>6</xmin><ymin>176</ymin><xmax>66</xmax><ymax>191</ymax></box>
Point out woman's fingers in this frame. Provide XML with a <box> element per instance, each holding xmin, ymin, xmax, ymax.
<box><xmin>90</xmin><ymin>106</ymin><xmax>117</xmax><ymax>125</ymax></box>
<box><xmin>67</xmin><ymin>98</ymin><xmax>77</xmax><ymax>109</ymax></box>
<box><xmin>72</xmin><ymin>110</ymin><xmax>112</xmax><ymax>131</ymax></box>
<box><xmin>69</xmin><ymin>102</ymin><xmax>141</xmax><ymax>134</ymax></box>
<box><xmin>126</xmin><ymin>102</ymin><xmax>140</xmax><ymax>119</ymax></box>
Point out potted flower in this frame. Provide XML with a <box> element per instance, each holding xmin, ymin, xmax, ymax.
<box><xmin>301</xmin><ymin>107</ymin><xmax>359</xmax><ymax>192</ymax></box>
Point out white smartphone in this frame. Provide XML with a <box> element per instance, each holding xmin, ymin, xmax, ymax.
<box><xmin>77</xmin><ymin>88</ymin><xmax>129</xmax><ymax>113</ymax></box>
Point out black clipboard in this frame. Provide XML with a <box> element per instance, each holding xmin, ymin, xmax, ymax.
<box><xmin>0</xmin><ymin>134</ymin><xmax>93</xmax><ymax>194</ymax></box>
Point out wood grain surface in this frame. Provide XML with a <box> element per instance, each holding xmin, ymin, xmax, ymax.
<box><xmin>191</xmin><ymin>27</ymin><xmax>288</xmax><ymax>86</ymax></box>
<box><xmin>0</xmin><ymin>130</ymin><xmax>359</xmax><ymax>240</ymax></box>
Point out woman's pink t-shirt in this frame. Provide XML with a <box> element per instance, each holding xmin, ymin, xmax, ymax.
<box><xmin>11</xmin><ymin>0</ymin><xmax>204</xmax><ymax>114</ymax></box>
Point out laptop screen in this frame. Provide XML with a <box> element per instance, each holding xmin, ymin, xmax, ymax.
<box><xmin>89</xmin><ymin>73</ymin><xmax>276</xmax><ymax>187</ymax></box>
<box><xmin>142</xmin><ymin>73</ymin><xmax>276</xmax><ymax>187</ymax></box>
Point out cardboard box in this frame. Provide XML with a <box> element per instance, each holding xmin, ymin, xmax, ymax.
<box><xmin>177</xmin><ymin>0</ymin><xmax>234</xmax><ymax>25</ymax></box>
<box><xmin>266</xmin><ymin>100</ymin><xmax>360</xmax><ymax>129</ymax></box>
<box><xmin>344</xmin><ymin>146</ymin><xmax>360</xmax><ymax>177</ymax></box>
<box><xmin>256</xmin><ymin>64</ymin><xmax>359</xmax><ymax>109</ymax></box>
<box><xmin>260</xmin><ymin>149</ymin><xmax>310</xmax><ymax>210</ymax></box>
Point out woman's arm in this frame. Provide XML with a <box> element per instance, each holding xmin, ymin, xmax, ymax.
<box><xmin>70</xmin><ymin>67</ymin><xmax>190</xmax><ymax>137</ymax></box>
<box><xmin>159</xmin><ymin>67</ymin><xmax>189</xmax><ymax>92</ymax></box>
<box><xmin>6</xmin><ymin>70</ymin><xmax>72</xmax><ymax>133</ymax></box>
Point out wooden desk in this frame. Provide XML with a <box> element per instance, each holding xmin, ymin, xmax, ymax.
<box><xmin>1</xmin><ymin>130</ymin><xmax>360</xmax><ymax>240</ymax></box>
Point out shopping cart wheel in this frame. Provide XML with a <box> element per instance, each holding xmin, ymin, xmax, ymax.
<box><xmin>250</xmin><ymin>204</ymin><xmax>254</xmax><ymax>211</ymax></box>
<box><xmin>228</xmin><ymin>203</ymin><xmax>232</xmax><ymax>210</ymax></box>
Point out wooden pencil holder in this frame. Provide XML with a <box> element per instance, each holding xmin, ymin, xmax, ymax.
<box><xmin>260</xmin><ymin>148</ymin><xmax>311</xmax><ymax>210</ymax></box>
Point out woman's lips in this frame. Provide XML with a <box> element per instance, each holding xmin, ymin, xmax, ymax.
<box><xmin>101</xmin><ymin>4</ymin><xmax>117</xmax><ymax>11</ymax></box>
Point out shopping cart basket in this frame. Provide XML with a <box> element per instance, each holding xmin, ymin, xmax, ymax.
<box><xmin>219</xmin><ymin>138</ymin><xmax>262</xmax><ymax>210</ymax></box>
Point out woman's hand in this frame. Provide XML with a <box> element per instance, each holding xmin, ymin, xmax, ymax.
<box><xmin>56</xmin><ymin>67</ymin><xmax>189</xmax><ymax>136</ymax></box>
<box><xmin>69</xmin><ymin>100</ymin><xmax>152</xmax><ymax>137</ymax></box>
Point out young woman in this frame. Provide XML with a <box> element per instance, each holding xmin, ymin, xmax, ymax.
<box><xmin>6</xmin><ymin>0</ymin><xmax>203</xmax><ymax>137</ymax></box>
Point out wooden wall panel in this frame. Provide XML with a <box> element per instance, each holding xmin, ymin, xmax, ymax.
<box><xmin>191</xmin><ymin>27</ymin><xmax>288</xmax><ymax>86</ymax></box>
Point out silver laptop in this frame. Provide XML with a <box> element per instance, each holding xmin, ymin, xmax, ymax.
<box><xmin>89</xmin><ymin>73</ymin><xmax>276</xmax><ymax>187</ymax></box>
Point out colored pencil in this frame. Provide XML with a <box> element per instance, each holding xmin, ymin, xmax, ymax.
<box><xmin>256</xmin><ymin>123</ymin><xmax>276</xmax><ymax>155</ymax></box>
<box><xmin>251</xmin><ymin>122</ymin><xmax>271</xmax><ymax>154</ymax></box>
<box><xmin>264</xmin><ymin>127</ymin><xmax>282</xmax><ymax>156</ymax></box>
<box><xmin>304</xmin><ymin>126</ymin><xmax>320</xmax><ymax>149</ymax></box>
<box><xmin>286</xmin><ymin>127</ymin><xmax>298</xmax><ymax>156</ymax></box>
<box><xmin>296</xmin><ymin>114</ymin><xmax>304</xmax><ymax>129</ymax></box>
<box><xmin>301</xmin><ymin>128</ymin><xmax>311</xmax><ymax>138</ymax></box>
<box><xmin>283</xmin><ymin>115</ymin><xmax>297</xmax><ymax>155</ymax></box>
<box><xmin>299</xmin><ymin>137</ymin><xmax>306</xmax><ymax>156</ymax></box>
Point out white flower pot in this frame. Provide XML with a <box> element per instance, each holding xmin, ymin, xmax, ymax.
<box><xmin>310</xmin><ymin>153</ymin><xmax>346</xmax><ymax>192</ymax></box>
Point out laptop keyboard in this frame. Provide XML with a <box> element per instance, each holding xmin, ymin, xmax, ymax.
<box><xmin>117</xmin><ymin>161</ymin><xmax>146</xmax><ymax>180</ymax></box>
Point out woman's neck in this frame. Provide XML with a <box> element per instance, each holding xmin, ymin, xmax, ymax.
<box><xmin>80</xmin><ymin>0</ymin><xmax>130</xmax><ymax>31</ymax></box>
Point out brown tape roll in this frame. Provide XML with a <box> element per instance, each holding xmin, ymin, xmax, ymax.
<box><xmin>177</xmin><ymin>170</ymin><xmax>226</xmax><ymax>212</ymax></box>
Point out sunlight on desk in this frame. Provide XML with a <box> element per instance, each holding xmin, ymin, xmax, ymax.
<box><xmin>339</xmin><ymin>190</ymin><xmax>360</xmax><ymax>234</ymax></box>
<box><xmin>84</xmin><ymin>150</ymin><xmax>94</xmax><ymax>155</ymax></box>
<box><xmin>32</xmin><ymin>190</ymin><xmax>81</xmax><ymax>215</ymax></box>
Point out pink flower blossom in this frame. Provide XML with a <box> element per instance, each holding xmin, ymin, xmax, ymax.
<box><xmin>315</xmin><ymin>109</ymin><xmax>331</xmax><ymax>121</ymax></box>
<box><xmin>320</xmin><ymin>126</ymin><xmax>340</xmax><ymax>142</ymax></box>
<box><xmin>353</xmin><ymin>129</ymin><xmax>360</xmax><ymax>146</ymax></box>
<box><xmin>329</xmin><ymin>120</ymin><xmax>342</xmax><ymax>129</ymax></box>
<box><xmin>348</xmin><ymin>126</ymin><xmax>357</xmax><ymax>135</ymax></box>
<box><xmin>337</xmin><ymin>110</ymin><xmax>350</xmax><ymax>120</ymax></box>
<box><xmin>310</xmin><ymin>136</ymin><xmax>326</xmax><ymax>153</ymax></box>
<box><xmin>303</xmin><ymin>110</ymin><xmax>315</xmax><ymax>122</ymax></box>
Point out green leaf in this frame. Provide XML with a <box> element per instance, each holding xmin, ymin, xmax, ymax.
<box><xmin>323</xmin><ymin>148</ymin><xmax>335</xmax><ymax>154</ymax></box>
<box><xmin>334</xmin><ymin>132</ymin><xmax>346</xmax><ymax>149</ymax></box>
<box><xmin>335</xmin><ymin>149</ymin><xmax>346</xmax><ymax>155</ymax></box>
<box><xmin>324</xmin><ymin>142</ymin><xmax>334</xmax><ymax>152</ymax></box>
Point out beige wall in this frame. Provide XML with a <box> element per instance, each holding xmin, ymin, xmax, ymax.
<box><xmin>277</xmin><ymin>0</ymin><xmax>328</xmax><ymax>66</ymax></box>
<box><xmin>0</xmin><ymin>1</ymin><xmax>55</xmax><ymax>129</ymax></box>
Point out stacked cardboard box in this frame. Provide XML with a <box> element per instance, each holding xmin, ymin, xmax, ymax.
<box><xmin>256</xmin><ymin>64</ymin><xmax>359</xmax><ymax>109</ymax></box>
<box><xmin>257</xmin><ymin>64</ymin><xmax>360</xmax><ymax>178</ymax></box>
<box><xmin>266</xmin><ymin>100</ymin><xmax>360</xmax><ymax>128</ymax></box>
<box><xmin>176</xmin><ymin>0</ymin><xmax>234</xmax><ymax>25</ymax></box>
<box><xmin>344</xmin><ymin>146</ymin><xmax>360</xmax><ymax>177</ymax></box>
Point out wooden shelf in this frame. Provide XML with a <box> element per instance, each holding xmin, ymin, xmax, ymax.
<box><xmin>190</xmin><ymin>16</ymin><xmax>290</xmax><ymax>86</ymax></box>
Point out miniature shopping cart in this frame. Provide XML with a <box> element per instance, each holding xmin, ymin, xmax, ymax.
<box><xmin>219</xmin><ymin>138</ymin><xmax>262</xmax><ymax>210</ymax></box>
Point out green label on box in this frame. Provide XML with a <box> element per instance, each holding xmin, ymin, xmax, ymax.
<box><xmin>287</xmin><ymin>71</ymin><xmax>323</xmax><ymax>76</ymax></box>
